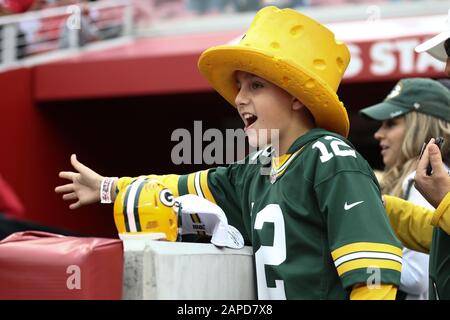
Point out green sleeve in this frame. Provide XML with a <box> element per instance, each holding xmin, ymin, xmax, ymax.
<box><xmin>177</xmin><ymin>164</ymin><xmax>250</xmax><ymax>241</ymax></box>
<box><xmin>315</xmin><ymin>171</ymin><xmax>402</xmax><ymax>289</ymax></box>
<box><xmin>307</xmin><ymin>135</ymin><xmax>402</xmax><ymax>289</ymax></box>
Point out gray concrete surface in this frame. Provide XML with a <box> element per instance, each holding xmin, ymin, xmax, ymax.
<box><xmin>122</xmin><ymin>240</ymin><xmax>255</xmax><ymax>300</ymax></box>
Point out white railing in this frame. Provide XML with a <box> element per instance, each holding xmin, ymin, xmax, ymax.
<box><xmin>0</xmin><ymin>0</ymin><xmax>133</xmax><ymax>68</ymax></box>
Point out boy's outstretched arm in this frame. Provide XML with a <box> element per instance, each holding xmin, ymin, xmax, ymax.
<box><xmin>55</xmin><ymin>154</ymin><xmax>247</xmax><ymax>242</ymax></box>
<box><xmin>55</xmin><ymin>154</ymin><xmax>184</xmax><ymax>209</ymax></box>
<box><xmin>55</xmin><ymin>155</ymin><xmax>238</xmax><ymax>212</ymax></box>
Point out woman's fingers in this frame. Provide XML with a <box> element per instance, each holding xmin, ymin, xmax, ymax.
<box><xmin>416</xmin><ymin>138</ymin><xmax>434</xmax><ymax>176</ymax></box>
<box><xmin>428</xmin><ymin>143</ymin><xmax>446</xmax><ymax>176</ymax></box>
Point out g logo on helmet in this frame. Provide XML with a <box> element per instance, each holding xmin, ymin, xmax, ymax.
<box><xmin>160</xmin><ymin>188</ymin><xmax>175</xmax><ymax>207</ymax></box>
<box><xmin>113</xmin><ymin>178</ymin><xmax>178</xmax><ymax>241</ymax></box>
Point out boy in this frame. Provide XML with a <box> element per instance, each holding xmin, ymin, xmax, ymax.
<box><xmin>56</xmin><ymin>6</ymin><xmax>402</xmax><ymax>299</ymax></box>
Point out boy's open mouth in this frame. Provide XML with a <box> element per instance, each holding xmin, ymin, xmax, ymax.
<box><xmin>243</xmin><ymin>113</ymin><xmax>258</xmax><ymax>130</ymax></box>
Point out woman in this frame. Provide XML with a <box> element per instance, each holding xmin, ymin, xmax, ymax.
<box><xmin>360</xmin><ymin>77</ymin><xmax>450</xmax><ymax>300</ymax></box>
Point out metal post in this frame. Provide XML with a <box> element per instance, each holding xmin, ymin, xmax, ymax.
<box><xmin>2</xmin><ymin>24</ymin><xmax>17</xmax><ymax>65</ymax></box>
<box><xmin>122</xmin><ymin>2</ymin><xmax>134</xmax><ymax>37</ymax></box>
<box><xmin>68</xmin><ymin>27</ymin><xmax>79</xmax><ymax>49</ymax></box>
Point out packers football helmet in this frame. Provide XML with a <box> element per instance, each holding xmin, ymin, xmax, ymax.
<box><xmin>113</xmin><ymin>178</ymin><xmax>178</xmax><ymax>241</ymax></box>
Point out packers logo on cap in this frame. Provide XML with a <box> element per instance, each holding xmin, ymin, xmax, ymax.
<box><xmin>386</xmin><ymin>83</ymin><xmax>402</xmax><ymax>100</ymax></box>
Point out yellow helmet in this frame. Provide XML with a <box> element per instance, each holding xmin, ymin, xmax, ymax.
<box><xmin>113</xmin><ymin>178</ymin><xmax>178</xmax><ymax>242</ymax></box>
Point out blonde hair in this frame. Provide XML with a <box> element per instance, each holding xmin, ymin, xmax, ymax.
<box><xmin>380</xmin><ymin>112</ymin><xmax>450</xmax><ymax>198</ymax></box>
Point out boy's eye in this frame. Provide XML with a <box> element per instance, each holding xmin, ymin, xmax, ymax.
<box><xmin>251</xmin><ymin>81</ymin><xmax>263</xmax><ymax>89</ymax></box>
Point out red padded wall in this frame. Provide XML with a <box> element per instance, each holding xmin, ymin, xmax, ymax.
<box><xmin>0</xmin><ymin>68</ymin><xmax>116</xmax><ymax>237</ymax></box>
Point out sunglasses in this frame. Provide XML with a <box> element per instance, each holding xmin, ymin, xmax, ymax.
<box><xmin>445</xmin><ymin>38</ymin><xmax>450</xmax><ymax>58</ymax></box>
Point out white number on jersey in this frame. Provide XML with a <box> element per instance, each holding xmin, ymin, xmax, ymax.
<box><xmin>312</xmin><ymin>136</ymin><xmax>356</xmax><ymax>163</ymax></box>
<box><xmin>254</xmin><ymin>204</ymin><xmax>287</xmax><ymax>300</ymax></box>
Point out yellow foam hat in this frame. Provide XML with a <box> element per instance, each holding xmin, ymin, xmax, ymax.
<box><xmin>198</xmin><ymin>6</ymin><xmax>350</xmax><ymax>137</ymax></box>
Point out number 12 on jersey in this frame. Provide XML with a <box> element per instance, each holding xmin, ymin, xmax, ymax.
<box><xmin>312</xmin><ymin>136</ymin><xmax>356</xmax><ymax>163</ymax></box>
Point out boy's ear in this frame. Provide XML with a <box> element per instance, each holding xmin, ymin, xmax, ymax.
<box><xmin>292</xmin><ymin>98</ymin><xmax>304</xmax><ymax>111</ymax></box>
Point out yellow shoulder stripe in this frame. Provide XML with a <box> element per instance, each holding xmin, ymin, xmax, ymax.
<box><xmin>186</xmin><ymin>170</ymin><xmax>216</xmax><ymax>204</ymax></box>
<box><xmin>199</xmin><ymin>170</ymin><xmax>216</xmax><ymax>204</ymax></box>
<box><xmin>332</xmin><ymin>242</ymin><xmax>402</xmax><ymax>260</ymax></box>
<box><xmin>331</xmin><ymin>242</ymin><xmax>402</xmax><ymax>277</ymax></box>
<box><xmin>337</xmin><ymin>258</ymin><xmax>402</xmax><ymax>277</ymax></box>
<box><xmin>187</xmin><ymin>173</ymin><xmax>196</xmax><ymax>195</ymax></box>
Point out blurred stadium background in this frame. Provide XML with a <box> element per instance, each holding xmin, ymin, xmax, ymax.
<box><xmin>0</xmin><ymin>0</ymin><xmax>448</xmax><ymax>237</ymax></box>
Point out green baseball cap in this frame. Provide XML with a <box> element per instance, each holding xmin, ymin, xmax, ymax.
<box><xmin>359</xmin><ymin>78</ymin><xmax>450</xmax><ymax>122</ymax></box>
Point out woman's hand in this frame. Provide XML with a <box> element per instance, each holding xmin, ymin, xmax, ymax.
<box><xmin>415</xmin><ymin>139</ymin><xmax>450</xmax><ymax>208</ymax></box>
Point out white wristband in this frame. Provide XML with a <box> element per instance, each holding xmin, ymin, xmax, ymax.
<box><xmin>100</xmin><ymin>177</ymin><xmax>118</xmax><ymax>204</ymax></box>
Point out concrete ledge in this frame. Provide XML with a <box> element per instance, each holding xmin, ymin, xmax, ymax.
<box><xmin>123</xmin><ymin>240</ymin><xmax>255</xmax><ymax>300</ymax></box>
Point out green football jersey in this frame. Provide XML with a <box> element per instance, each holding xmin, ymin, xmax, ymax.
<box><xmin>429</xmin><ymin>228</ymin><xmax>450</xmax><ymax>299</ymax></box>
<box><xmin>177</xmin><ymin>128</ymin><xmax>402</xmax><ymax>299</ymax></box>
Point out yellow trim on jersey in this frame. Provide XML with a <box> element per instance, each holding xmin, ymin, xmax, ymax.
<box><xmin>272</xmin><ymin>153</ymin><xmax>291</xmax><ymax>172</ymax></box>
<box><xmin>331</xmin><ymin>242</ymin><xmax>402</xmax><ymax>260</ymax></box>
<box><xmin>331</xmin><ymin>242</ymin><xmax>402</xmax><ymax>277</ymax></box>
<box><xmin>271</xmin><ymin>147</ymin><xmax>304</xmax><ymax>179</ymax></box>
<box><xmin>199</xmin><ymin>170</ymin><xmax>217</xmax><ymax>204</ymax></box>
<box><xmin>184</xmin><ymin>170</ymin><xmax>217</xmax><ymax>204</ymax></box>
<box><xmin>337</xmin><ymin>258</ymin><xmax>402</xmax><ymax>276</ymax></box>
<box><xmin>187</xmin><ymin>173</ymin><xmax>196</xmax><ymax>195</ymax></box>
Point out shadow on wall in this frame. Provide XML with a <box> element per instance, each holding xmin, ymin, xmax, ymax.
<box><xmin>39</xmin><ymin>79</ymin><xmax>397</xmax><ymax>178</ymax></box>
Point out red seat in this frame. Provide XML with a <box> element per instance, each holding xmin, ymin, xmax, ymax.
<box><xmin>0</xmin><ymin>231</ymin><xmax>123</xmax><ymax>299</ymax></box>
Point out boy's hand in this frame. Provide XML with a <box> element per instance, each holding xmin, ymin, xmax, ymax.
<box><xmin>415</xmin><ymin>139</ymin><xmax>450</xmax><ymax>208</ymax></box>
<box><xmin>55</xmin><ymin>154</ymin><xmax>103</xmax><ymax>209</ymax></box>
